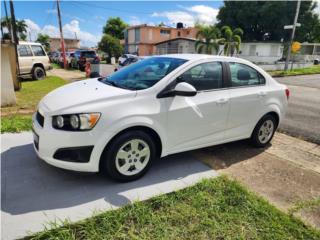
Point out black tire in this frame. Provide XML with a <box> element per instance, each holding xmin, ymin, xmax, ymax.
<box><xmin>250</xmin><ymin>114</ymin><xmax>277</xmax><ymax>148</ymax></box>
<box><xmin>32</xmin><ymin>66</ymin><xmax>45</xmax><ymax>80</ymax></box>
<box><xmin>100</xmin><ymin>130</ymin><xmax>156</xmax><ymax>182</ymax></box>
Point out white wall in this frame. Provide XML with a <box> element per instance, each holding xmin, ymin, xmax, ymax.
<box><xmin>237</xmin><ymin>42</ymin><xmax>283</xmax><ymax>64</ymax></box>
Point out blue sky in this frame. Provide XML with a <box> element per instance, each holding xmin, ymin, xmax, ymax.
<box><xmin>2</xmin><ymin>0</ymin><xmax>223</xmax><ymax>47</ymax></box>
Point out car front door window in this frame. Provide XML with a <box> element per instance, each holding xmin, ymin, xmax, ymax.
<box><xmin>178</xmin><ymin>62</ymin><xmax>223</xmax><ymax>91</ymax></box>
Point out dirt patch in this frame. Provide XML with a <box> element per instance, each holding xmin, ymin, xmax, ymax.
<box><xmin>193</xmin><ymin>132</ymin><xmax>320</xmax><ymax>228</ymax></box>
<box><xmin>47</xmin><ymin>68</ymin><xmax>85</xmax><ymax>82</ymax></box>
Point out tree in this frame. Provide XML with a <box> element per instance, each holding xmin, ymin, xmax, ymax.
<box><xmin>98</xmin><ymin>34</ymin><xmax>123</xmax><ymax>62</ymax></box>
<box><xmin>217</xmin><ymin>1</ymin><xmax>320</xmax><ymax>42</ymax></box>
<box><xmin>103</xmin><ymin>17</ymin><xmax>128</xmax><ymax>40</ymax></box>
<box><xmin>195</xmin><ymin>25</ymin><xmax>222</xmax><ymax>54</ymax></box>
<box><xmin>220</xmin><ymin>26</ymin><xmax>243</xmax><ymax>56</ymax></box>
<box><xmin>36</xmin><ymin>33</ymin><xmax>50</xmax><ymax>52</ymax></box>
<box><xmin>1</xmin><ymin>17</ymin><xmax>27</xmax><ymax>40</ymax></box>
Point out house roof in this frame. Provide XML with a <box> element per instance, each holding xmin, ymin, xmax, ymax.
<box><xmin>49</xmin><ymin>37</ymin><xmax>80</xmax><ymax>42</ymax></box>
<box><xmin>155</xmin><ymin>37</ymin><xmax>197</xmax><ymax>45</ymax></box>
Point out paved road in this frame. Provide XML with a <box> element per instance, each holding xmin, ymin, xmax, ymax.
<box><xmin>1</xmin><ymin>132</ymin><xmax>217</xmax><ymax>240</ymax></box>
<box><xmin>275</xmin><ymin>74</ymin><xmax>320</xmax><ymax>144</ymax></box>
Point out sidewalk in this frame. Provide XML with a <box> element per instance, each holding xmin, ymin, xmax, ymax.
<box><xmin>1</xmin><ymin>132</ymin><xmax>217</xmax><ymax>240</ymax></box>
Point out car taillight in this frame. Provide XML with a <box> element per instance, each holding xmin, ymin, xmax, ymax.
<box><xmin>285</xmin><ymin>88</ymin><xmax>290</xmax><ymax>100</ymax></box>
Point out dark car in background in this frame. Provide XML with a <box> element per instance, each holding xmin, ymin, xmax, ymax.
<box><xmin>70</xmin><ymin>50</ymin><xmax>100</xmax><ymax>71</ymax></box>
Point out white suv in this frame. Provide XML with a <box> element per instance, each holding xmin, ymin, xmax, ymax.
<box><xmin>33</xmin><ymin>54</ymin><xmax>289</xmax><ymax>181</ymax></box>
<box><xmin>18</xmin><ymin>42</ymin><xmax>51</xmax><ymax>80</ymax></box>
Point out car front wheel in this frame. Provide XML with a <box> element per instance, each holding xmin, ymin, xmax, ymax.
<box><xmin>32</xmin><ymin>66</ymin><xmax>45</xmax><ymax>80</ymax></box>
<box><xmin>251</xmin><ymin>114</ymin><xmax>277</xmax><ymax>147</ymax></box>
<box><xmin>100</xmin><ymin>130</ymin><xmax>156</xmax><ymax>181</ymax></box>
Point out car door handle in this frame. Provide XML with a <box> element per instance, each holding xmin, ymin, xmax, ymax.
<box><xmin>216</xmin><ymin>98</ymin><xmax>229</xmax><ymax>104</ymax></box>
<box><xmin>257</xmin><ymin>91</ymin><xmax>267</xmax><ymax>97</ymax></box>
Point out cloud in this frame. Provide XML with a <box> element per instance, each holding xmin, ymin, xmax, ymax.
<box><xmin>129</xmin><ymin>16</ymin><xmax>142</xmax><ymax>26</ymax></box>
<box><xmin>24</xmin><ymin>19</ymin><xmax>99</xmax><ymax>47</ymax></box>
<box><xmin>46</xmin><ymin>9</ymin><xmax>85</xmax><ymax>22</ymax></box>
<box><xmin>152</xmin><ymin>5</ymin><xmax>219</xmax><ymax>26</ymax></box>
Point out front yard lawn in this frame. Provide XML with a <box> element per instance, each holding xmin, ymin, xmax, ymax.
<box><xmin>25</xmin><ymin>176</ymin><xmax>320</xmax><ymax>240</ymax></box>
<box><xmin>1</xmin><ymin>76</ymin><xmax>67</xmax><ymax>133</ymax></box>
<box><xmin>269</xmin><ymin>65</ymin><xmax>320</xmax><ymax>77</ymax></box>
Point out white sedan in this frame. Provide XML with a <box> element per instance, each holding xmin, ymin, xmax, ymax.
<box><xmin>33</xmin><ymin>54</ymin><xmax>289</xmax><ymax>181</ymax></box>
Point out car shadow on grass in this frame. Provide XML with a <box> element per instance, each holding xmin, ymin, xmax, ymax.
<box><xmin>1</xmin><ymin>143</ymin><xmax>216</xmax><ymax>215</ymax></box>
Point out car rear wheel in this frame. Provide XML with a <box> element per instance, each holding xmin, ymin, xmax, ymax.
<box><xmin>100</xmin><ymin>130</ymin><xmax>156</xmax><ymax>182</ymax></box>
<box><xmin>251</xmin><ymin>114</ymin><xmax>276</xmax><ymax>147</ymax></box>
<box><xmin>32</xmin><ymin>66</ymin><xmax>45</xmax><ymax>80</ymax></box>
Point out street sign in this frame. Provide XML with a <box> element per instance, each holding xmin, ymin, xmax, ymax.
<box><xmin>284</xmin><ymin>23</ymin><xmax>301</xmax><ymax>29</ymax></box>
<box><xmin>292</xmin><ymin>41</ymin><xmax>301</xmax><ymax>53</ymax></box>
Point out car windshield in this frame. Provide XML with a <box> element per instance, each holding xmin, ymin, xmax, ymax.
<box><xmin>102</xmin><ymin>57</ymin><xmax>187</xmax><ymax>90</ymax></box>
<box><xmin>81</xmin><ymin>51</ymin><xmax>96</xmax><ymax>58</ymax></box>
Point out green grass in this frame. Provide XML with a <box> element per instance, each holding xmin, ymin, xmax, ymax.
<box><xmin>1</xmin><ymin>76</ymin><xmax>67</xmax><ymax>133</ymax></box>
<box><xmin>1</xmin><ymin>115</ymin><xmax>32</xmax><ymax>133</ymax></box>
<box><xmin>269</xmin><ymin>65</ymin><xmax>320</xmax><ymax>77</ymax></box>
<box><xmin>24</xmin><ymin>176</ymin><xmax>320</xmax><ymax>240</ymax></box>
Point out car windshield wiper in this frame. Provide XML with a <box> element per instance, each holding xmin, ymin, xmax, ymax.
<box><xmin>102</xmin><ymin>77</ymin><xmax>133</xmax><ymax>90</ymax></box>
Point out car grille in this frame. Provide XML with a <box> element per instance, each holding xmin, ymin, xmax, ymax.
<box><xmin>36</xmin><ymin>111</ymin><xmax>44</xmax><ymax>127</ymax></box>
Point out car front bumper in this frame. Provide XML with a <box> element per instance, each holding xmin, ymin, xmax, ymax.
<box><xmin>32</xmin><ymin>111</ymin><xmax>103</xmax><ymax>172</ymax></box>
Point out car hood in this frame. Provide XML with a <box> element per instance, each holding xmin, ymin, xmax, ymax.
<box><xmin>39</xmin><ymin>78</ymin><xmax>135</xmax><ymax>113</ymax></box>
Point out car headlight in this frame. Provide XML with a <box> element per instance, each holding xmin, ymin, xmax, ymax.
<box><xmin>52</xmin><ymin>113</ymin><xmax>101</xmax><ymax>131</ymax></box>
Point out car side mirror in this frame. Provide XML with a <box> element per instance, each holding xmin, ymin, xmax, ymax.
<box><xmin>174</xmin><ymin>82</ymin><xmax>197</xmax><ymax>96</ymax></box>
<box><xmin>157</xmin><ymin>82</ymin><xmax>197</xmax><ymax>98</ymax></box>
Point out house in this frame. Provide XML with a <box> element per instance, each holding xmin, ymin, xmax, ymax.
<box><xmin>48</xmin><ymin>37</ymin><xmax>80</xmax><ymax>52</ymax></box>
<box><xmin>292</xmin><ymin>43</ymin><xmax>320</xmax><ymax>62</ymax></box>
<box><xmin>156</xmin><ymin>38</ymin><xmax>283</xmax><ymax>64</ymax></box>
<box><xmin>237</xmin><ymin>42</ymin><xmax>283</xmax><ymax>64</ymax></box>
<box><xmin>155</xmin><ymin>37</ymin><xmax>198</xmax><ymax>55</ymax></box>
<box><xmin>124</xmin><ymin>23</ymin><xmax>198</xmax><ymax>56</ymax></box>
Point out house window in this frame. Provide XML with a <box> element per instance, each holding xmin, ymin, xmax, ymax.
<box><xmin>270</xmin><ymin>45</ymin><xmax>278</xmax><ymax>56</ymax></box>
<box><xmin>160</xmin><ymin>29</ymin><xmax>171</xmax><ymax>35</ymax></box>
<box><xmin>178</xmin><ymin>31</ymin><xmax>181</xmax><ymax>37</ymax></box>
<box><xmin>135</xmin><ymin>28</ymin><xmax>140</xmax><ymax>43</ymax></box>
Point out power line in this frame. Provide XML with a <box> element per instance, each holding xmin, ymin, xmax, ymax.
<box><xmin>72</xmin><ymin>1</ymin><xmax>154</xmax><ymax>15</ymax></box>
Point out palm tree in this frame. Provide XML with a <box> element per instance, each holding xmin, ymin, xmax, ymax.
<box><xmin>16</xmin><ymin>20</ymin><xmax>27</xmax><ymax>40</ymax></box>
<box><xmin>1</xmin><ymin>17</ymin><xmax>27</xmax><ymax>40</ymax></box>
<box><xmin>220</xmin><ymin>26</ymin><xmax>243</xmax><ymax>56</ymax></box>
<box><xmin>195</xmin><ymin>25</ymin><xmax>222</xmax><ymax>54</ymax></box>
<box><xmin>36</xmin><ymin>33</ymin><xmax>50</xmax><ymax>51</ymax></box>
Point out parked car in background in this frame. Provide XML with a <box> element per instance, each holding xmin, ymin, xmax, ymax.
<box><xmin>115</xmin><ymin>56</ymin><xmax>148</xmax><ymax>71</ymax></box>
<box><xmin>17</xmin><ymin>42</ymin><xmax>51</xmax><ymax>80</ymax></box>
<box><xmin>48</xmin><ymin>51</ymin><xmax>58</xmax><ymax>63</ymax></box>
<box><xmin>58</xmin><ymin>52</ymin><xmax>74</xmax><ymax>67</ymax></box>
<box><xmin>118</xmin><ymin>54</ymin><xmax>137</xmax><ymax>65</ymax></box>
<box><xmin>70</xmin><ymin>50</ymin><xmax>100</xmax><ymax>71</ymax></box>
<box><xmin>33</xmin><ymin>54</ymin><xmax>289</xmax><ymax>181</ymax></box>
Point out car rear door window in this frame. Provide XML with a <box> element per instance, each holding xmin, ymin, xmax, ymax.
<box><xmin>31</xmin><ymin>45</ymin><xmax>46</xmax><ymax>56</ymax></box>
<box><xmin>229</xmin><ymin>62</ymin><xmax>265</xmax><ymax>87</ymax></box>
<box><xmin>178</xmin><ymin>62</ymin><xmax>223</xmax><ymax>91</ymax></box>
<box><xmin>18</xmin><ymin>45</ymin><xmax>33</xmax><ymax>57</ymax></box>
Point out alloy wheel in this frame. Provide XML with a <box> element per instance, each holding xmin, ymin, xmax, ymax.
<box><xmin>115</xmin><ymin>139</ymin><xmax>150</xmax><ymax>176</ymax></box>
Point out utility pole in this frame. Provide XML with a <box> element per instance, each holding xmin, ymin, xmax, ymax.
<box><xmin>284</xmin><ymin>0</ymin><xmax>301</xmax><ymax>71</ymax></box>
<box><xmin>3</xmin><ymin>0</ymin><xmax>12</xmax><ymax>41</ymax></box>
<box><xmin>57</xmin><ymin>0</ymin><xmax>67</xmax><ymax>69</ymax></box>
<box><xmin>9</xmin><ymin>0</ymin><xmax>21</xmax><ymax>90</ymax></box>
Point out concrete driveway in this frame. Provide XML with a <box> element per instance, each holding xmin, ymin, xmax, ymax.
<box><xmin>275</xmin><ymin>74</ymin><xmax>320</xmax><ymax>144</ymax></box>
<box><xmin>1</xmin><ymin>132</ymin><xmax>217</xmax><ymax>240</ymax></box>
